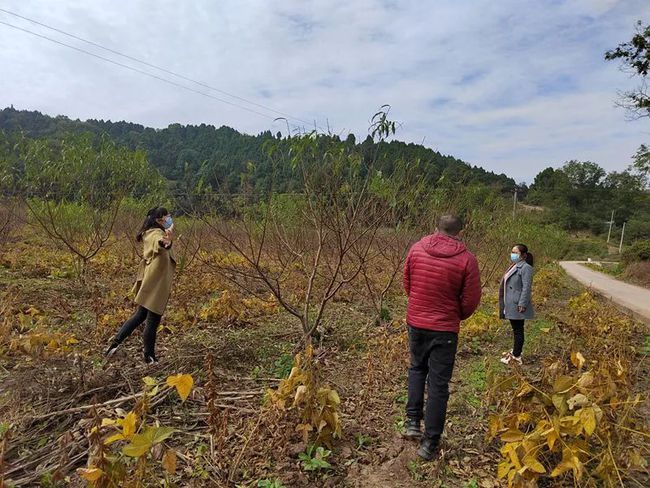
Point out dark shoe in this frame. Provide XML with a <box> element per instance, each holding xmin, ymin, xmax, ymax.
<box><xmin>144</xmin><ymin>354</ymin><xmax>158</xmax><ymax>365</ymax></box>
<box><xmin>417</xmin><ymin>437</ymin><xmax>440</xmax><ymax>461</ymax></box>
<box><xmin>105</xmin><ymin>342</ymin><xmax>119</xmax><ymax>358</ymax></box>
<box><xmin>404</xmin><ymin>418</ymin><xmax>422</xmax><ymax>439</ymax></box>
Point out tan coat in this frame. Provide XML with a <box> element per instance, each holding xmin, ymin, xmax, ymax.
<box><xmin>133</xmin><ymin>228</ymin><xmax>176</xmax><ymax>315</ymax></box>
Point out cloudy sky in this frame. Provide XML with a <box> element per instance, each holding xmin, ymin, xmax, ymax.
<box><xmin>1</xmin><ymin>0</ymin><xmax>649</xmax><ymax>182</ymax></box>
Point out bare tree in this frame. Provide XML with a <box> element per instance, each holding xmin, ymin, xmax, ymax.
<box><xmin>197</xmin><ymin>109</ymin><xmax>398</xmax><ymax>340</ymax></box>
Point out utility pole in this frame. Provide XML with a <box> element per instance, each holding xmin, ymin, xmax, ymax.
<box><xmin>619</xmin><ymin>221</ymin><xmax>626</xmax><ymax>254</ymax></box>
<box><xmin>512</xmin><ymin>188</ymin><xmax>518</xmax><ymax>219</ymax></box>
<box><xmin>606</xmin><ymin>210</ymin><xmax>615</xmax><ymax>243</ymax></box>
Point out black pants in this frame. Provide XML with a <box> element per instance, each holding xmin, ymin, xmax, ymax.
<box><xmin>406</xmin><ymin>325</ymin><xmax>458</xmax><ymax>443</ymax></box>
<box><xmin>510</xmin><ymin>319</ymin><xmax>525</xmax><ymax>357</ymax></box>
<box><xmin>113</xmin><ymin>305</ymin><xmax>161</xmax><ymax>359</ymax></box>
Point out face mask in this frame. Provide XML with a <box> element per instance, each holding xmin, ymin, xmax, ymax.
<box><xmin>510</xmin><ymin>253</ymin><xmax>520</xmax><ymax>262</ymax></box>
<box><xmin>163</xmin><ymin>216</ymin><xmax>173</xmax><ymax>229</ymax></box>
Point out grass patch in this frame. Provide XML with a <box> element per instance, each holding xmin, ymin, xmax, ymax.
<box><xmin>525</xmin><ymin>318</ymin><xmax>556</xmax><ymax>349</ymax></box>
<box><xmin>642</xmin><ymin>335</ymin><xmax>650</xmax><ymax>355</ymax></box>
<box><xmin>582</xmin><ymin>262</ymin><xmax>624</xmax><ymax>278</ymax></box>
<box><xmin>457</xmin><ymin>358</ymin><xmax>487</xmax><ymax>409</ymax></box>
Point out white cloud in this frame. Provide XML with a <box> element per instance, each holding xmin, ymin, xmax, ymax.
<box><xmin>1</xmin><ymin>0</ymin><xmax>649</xmax><ymax>181</ymax></box>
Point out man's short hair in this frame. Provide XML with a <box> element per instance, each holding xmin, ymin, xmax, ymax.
<box><xmin>437</xmin><ymin>214</ymin><xmax>463</xmax><ymax>236</ymax></box>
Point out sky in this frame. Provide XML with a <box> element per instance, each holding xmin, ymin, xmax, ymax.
<box><xmin>1</xmin><ymin>0</ymin><xmax>650</xmax><ymax>182</ymax></box>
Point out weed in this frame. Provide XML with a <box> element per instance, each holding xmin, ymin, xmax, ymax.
<box><xmin>298</xmin><ymin>444</ymin><xmax>332</xmax><ymax>472</ymax></box>
<box><xmin>393</xmin><ymin>414</ymin><xmax>406</xmax><ymax>433</ymax></box>
<box><xmin>642</xmin><ymin>335</ymin><xmax>650</xmax><ymax>355</ymax></box>
<box><xmin>354</xmin><ymin>433</ymin><xmax>372</xmax><ymax>450</ymax></box>
<box><xmin>271</xmin><ymin>352</ymin><xmax>294</xmax><ymax>379</ymax></box>
<box><xmin>257</xmin><ymin>478</ymin><xmax>286</xmax><ymax>488</ymax></box>
<box><xmin>407</xmin><ymin>459</ymin><xmax>425</xmax><ymax>481</ymax></box>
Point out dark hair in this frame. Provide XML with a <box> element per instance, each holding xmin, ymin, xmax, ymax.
<box><xmin>437</xmin><ymin>214</ymin><xmax>464</xmax><ymax>236</ymax></box>
<box><xmin>515</xmin><ymin>243</ymin><xmax>534</xmax><ymax>267</ymax></box>
<box><xmin>136</xmin><ymin>206</ymin><xmax>168</xmax><ymax>242</ymax></box>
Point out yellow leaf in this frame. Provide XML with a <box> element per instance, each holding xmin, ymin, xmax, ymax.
<box><xmin>523</xmin><ymin>455</ymin><xmax>546</xmax><ymax>474</ymax></box>
<box><xmin>497</xmin><ymin>461</ymin><xmax>511</xmax><ymax>479</ymax></box>
<box><xmin>570</xmin><ymin>351</ymin><xmax>585</xmax><ymax>369</ymax></box>
<box><xmin>162</xmin><ymin>449</ymin><xmax>177</xmax><ymax>474</ymax></box>
<box><xmin>516</xmin><ymin>383</ymin><xmax>533</xmax><ymax>398</ymax></box>
<box><xmin>540</xmin><ymin>327</ymin><xmax>550</xmax><ymax>333</ymax></box>
<box><xmin>101</xmin><ymin>418</ymin><xmax>117</xmax><ymax>427</ymax></box>
<box><xmin>508</xmin><ymin>448</ymin><xmax>522</xmax><ymax>470</ymax></box>
<box><xmin>552</xmin><ymin>394</ymin><xmax>567</xmax><ymax>415</ymax></box>
<box><xmin>546</xmin><ymin>429</ymin><xmax>559</xmax><ymax>451</ymax></box>
<box><xmin>143</xmin><ymin>376</ymin><xmax>157</xmax><ymax>386</ymax></box>
<box><xmin>77</xmin><ymin>467</ymin><xmax>104</xmax><ymax>481</ymax></box>
<box><xmin>551</xmin><ymin>460</ymin><xmax>573</xmax><ymax>477</ymax></box>
<box><xmin>327</xmin><ymin>389</ymin><xmax>340</xmax><ymax>406</ymax></box>
<box><xmin>66</xmin><ymin>337</ymin><xmax>79</xmax><ymax>345</ymax></box>
<box><xmin>166</xmin><ymin>374</ymin><xmax>194</xmax><ymax>401</ymax></box>
<box><xmin>501</xmin><ymin>429</ymin><xmax>524</xmax><ymax>443</ymax></box>
<box><xmin>581</xmin><ymin>408</ymin><xmax>597</xmax><ymax>436</ymax></box>
<box><xmin>120</xmin><ymin>411</ymin><xmax>137</xmax><ymax>438</ymax></box>
<box><xmin>104</xmin><ymin>432</ymin><xmax>126</xmax><ymax>445</ymax></box>
<box><xmin>488</xmin><ymin>414</ymin><xmax>501</xmax><ymax>440</ymax></box>
<box><xmin>553</xmin><ymin>375</ymin><xmax>574</xmax><ymax>393</ymax></box>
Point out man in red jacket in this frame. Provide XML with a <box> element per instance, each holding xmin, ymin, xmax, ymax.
<box><xmin>403</xmin><ymin>215</ymin><xmax>481</xmax><ymax>460</ymax></box>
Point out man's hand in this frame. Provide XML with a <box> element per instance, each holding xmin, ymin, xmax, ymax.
<box><xmin>517</xmin><ymin>305</ymin><xmax>526</xmax><ymax>313</ymax></box>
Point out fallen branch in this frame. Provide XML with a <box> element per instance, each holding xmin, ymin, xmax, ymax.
<box><xmin>26</xmin><ymin>392</ymin><xmax>144</xmax><ymax>421</ymax></box>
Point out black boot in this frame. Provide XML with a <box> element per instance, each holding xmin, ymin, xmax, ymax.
<box><xmin>105</xmin><ymin>341</ymin><xmax>120</xmax><ymax>358</ymax></box>
<box><xmin>144</xmin><ymin>353</ymin><xmax>158</xmax><ymax>365</ymax></box>
<box><xmin>417</xmin><ymin>437</ymin><xmax>439</xmax><ymax>461</ymax></box>
<box><xmin>404</xmin><ymin>418</ymin><xmax>422</xmax><ymax>439</ymax></box>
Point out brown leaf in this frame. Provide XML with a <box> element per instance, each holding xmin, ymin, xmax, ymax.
<box><xmin>162</xmin><ymin>448</ymin><xmax>177</xmax><ymax>475</ymax></box>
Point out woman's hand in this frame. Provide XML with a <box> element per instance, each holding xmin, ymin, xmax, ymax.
<box><xmin>517</xmin><ymin>305</ymin><xmax>526</xmax><ymax>313</ymax></box>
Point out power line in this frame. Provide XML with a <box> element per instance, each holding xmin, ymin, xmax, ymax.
<box><xmin>0</xmin><ymin>19</ymin><xmax>290</xmax><ymax>123</ymax></box>
<box><xmin>0</xmin><ymin>8</ymin><xmax>323</xmax><ymax>130</ymax></box>
<box><xmin>0</xmin><ymin>8</ymin><xmax>321</xmax><ymax>129</ymax></box>
<box><xmin>0</xmin><ymin>12</ymin><xmax>327</xmax><ymax>131</ymax></box>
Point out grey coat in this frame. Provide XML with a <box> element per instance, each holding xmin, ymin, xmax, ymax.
<box><xmin>499</xmin><ymin>260</ymin><xmax>535</xmax><ymax>320</ymax></box>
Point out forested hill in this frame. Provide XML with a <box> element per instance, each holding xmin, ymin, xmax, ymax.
<box><xmin>0</xmin><ymin>106</ymin><xmax>515</xmax><ymax>194</ymax></box>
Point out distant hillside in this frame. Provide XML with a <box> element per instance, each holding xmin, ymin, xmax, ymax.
<box><xmin>0</xmin><ymin>106</ymin><xmax>516</xmax><ymax>194</ymax></box>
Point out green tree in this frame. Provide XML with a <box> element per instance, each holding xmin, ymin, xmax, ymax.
<box><xmin>18</xmin><ymin>133</ymin><xmax>166</xmax><ymax>277</ymax></box>
<box><xmin>605</xmin><ymin>20</ymin><xmax>650</xmax><ymax>119</ymax></box>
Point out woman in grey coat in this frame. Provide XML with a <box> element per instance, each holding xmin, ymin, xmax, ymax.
<box><xmin>498</xmin><ymin>243</ymin><xmax>534</xmax><ymax>365</ymax></box>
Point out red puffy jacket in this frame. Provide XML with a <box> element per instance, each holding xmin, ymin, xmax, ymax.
<box><xmin>403</xmin><ymin>233</ymin><xmax>481</xmax><ymax>333</ymax></box>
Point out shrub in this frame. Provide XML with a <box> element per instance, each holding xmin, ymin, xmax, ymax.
<box><xmin>622</xmin><ymin>239</ymin><xmax>650</xmax><ymax>264</ymax></box>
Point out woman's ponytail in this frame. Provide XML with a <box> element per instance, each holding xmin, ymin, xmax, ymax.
<box><xmin>525</xmin><ymin>252</ymin><xmax>534</xmax><ymax>267</ymax></box>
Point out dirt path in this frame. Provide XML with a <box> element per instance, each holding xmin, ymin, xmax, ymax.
<box><xmin>559</xmin><ymin>261</ymin><xmax>650</xmax><ymax>324</ymax></box>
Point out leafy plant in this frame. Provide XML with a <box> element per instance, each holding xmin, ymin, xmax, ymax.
<box><xmin>257</xmin><ymin>478</ymin><xmax>286</xmax><ymax>488</ymax></box>
<box><xmin>354</xmin><ymin>433</ymin><xmax>372</xmax><ymax>450</ymax></box>
<box><xmin>266</xmin><ymin>345</ymin><xmax>342</xmax><ymax>447</ymax></box>
<box><xmin>298</xmin><ymin>444</ymin><xmax>332</xmax><ymax>472</ymax></box>
<box><xmin>77</xmin><ymin>373</ymin><xmax>193</xmax><ymax>486</ymax></box>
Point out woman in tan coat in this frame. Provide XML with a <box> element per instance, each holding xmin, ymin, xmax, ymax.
<box><xmin>106</xmin><ymin>206</ymin><xmax>176</xmax><ymax>363</ymax></box>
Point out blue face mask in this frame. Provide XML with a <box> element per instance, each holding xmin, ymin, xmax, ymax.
<box><xmin>163</xmin><ymin>216</ymin><xmax>173</xmax><ymax>229</ymax></box>
<box><xmin>510</xmin><ymin>252</ymin><xmax>520</xmax><ymax>262</ymax></box>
